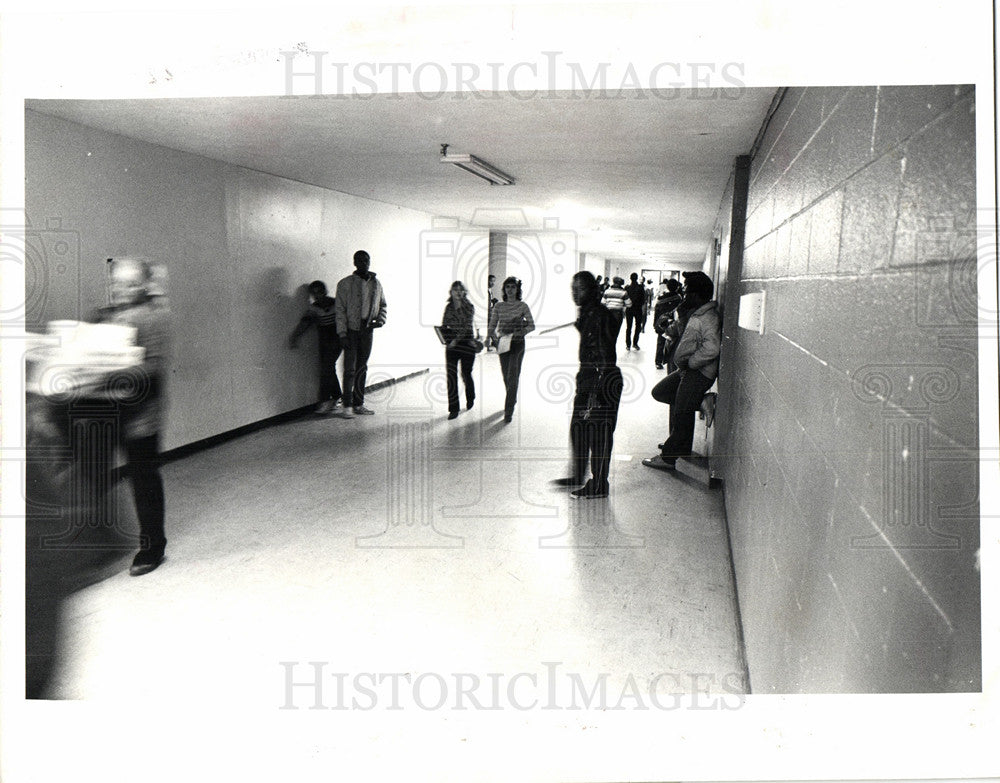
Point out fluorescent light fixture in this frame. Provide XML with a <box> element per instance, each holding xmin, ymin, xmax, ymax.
<box><xmin>440</xmin><ymin>144</ymin><xmax>515</xmax><ymax>186</ymax></box>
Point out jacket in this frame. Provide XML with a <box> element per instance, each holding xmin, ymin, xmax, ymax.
<box><xmin>441</xmin><ymin>299</ymin><xmax>475</xmax><ymax>342</ymax></box>
<box><xmin>653</xmin><ymin>292</ymin><xmax>683</xmax><ymax>334</ymax></box>
<box><xmin>291</xmin><ymin>295</ymin><xmax>339</xmax><ymax>347</ymax></box>
<box><xmin>624</xmin><ymin>282</ymin><xmax>646</xmax><ymax>313</ymax></box>
<box><xmin>672</xmin><ymin>301</ymin><xmax>721</xmax><ymax>380</ymax></box>
<box><xmin>335</xmin><ymin>271</ymin><xmax>387</xmax><ymax>337</ymax></box>
<box><xmin>94</xmin><ymin>296</ymin><xmax>172</xmax><ymax>438</ymax></box>
<box><xmin>575</xmin><ymin>300</ymin><xmax>618</xmax><ymax>371</ymax></box>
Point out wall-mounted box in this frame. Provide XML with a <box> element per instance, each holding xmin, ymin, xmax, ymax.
<box><xmin>738</xmin><ymin>290</ymin><xmax>766</xmax><ymax>334</ymax></box>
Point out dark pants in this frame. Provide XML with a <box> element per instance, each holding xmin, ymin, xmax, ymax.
<box><xmin>651</xmin><ymin>369</ymin><xmax>715</xmax><ymax>460</ymax></box>
<box><xmin>445</xmin><ymin>347</ymin><xmax>476</xmax><ymax>412</ymax></box>
<box><xmin>498</xmin><ymin>337</ymin><xmax>526</xmax><ymax>417</ymax></box>
<box><xmin>570</xmin><ymin>367</ymin><xmax>623</xmax><ymax>489</ymax></box>
<box><xmin>318</xmin><ymin>335</ymin><xmax>343</xmax><ymax>402</ymax></box>
<box><xmin>624</xmin><ymin>309</ymin><xmax>642</xmax><ymax>348</ymax></box>
<box><xmin>655</xmin><ymin>333</ymin><xmax>679</xmax><ymax>371</ymax></box>
<box><xmin>124</xmin><ymin>433</ymin><xmax>166</xmax><ymax>552</ymax></box>
<box><xmin>342</xmin><ymin>328</ymin><xmax>374</xmax><ymax>408</ymax></box>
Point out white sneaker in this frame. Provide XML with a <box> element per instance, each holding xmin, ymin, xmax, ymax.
<box><xmin>316</xmin><ymin>400</ymin><xmax>333</xmax><ymax>415</ymax></box>
<box><xmin>336</xmin><ymin>407</ymin><xmax>355</xmax><ymax>419</ymax></box>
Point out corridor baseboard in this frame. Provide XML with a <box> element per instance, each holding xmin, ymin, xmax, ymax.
<box><xmin>159</xmin><ymin>369</ymin><xmax>429</xmax><ymax>465</ymax></box>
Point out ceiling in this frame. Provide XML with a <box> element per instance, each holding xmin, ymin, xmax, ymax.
<box><xmin>28</xmin><ymin>88</ymin><xmax>776</xmax><ymax>269</ymax></box>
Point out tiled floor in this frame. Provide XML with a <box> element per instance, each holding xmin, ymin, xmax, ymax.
<box><xmin>46</xmin><ymin>333</ymin><xmax>745</xmax><ymax>707</ymax></box>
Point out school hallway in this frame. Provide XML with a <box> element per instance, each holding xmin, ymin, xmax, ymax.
<box><xmin>44</xmin><ymin>332</ymin><xmax>744</xmax><ymax>706</ymax></box>
<box><xmin>15</xmin><ymin>18</ymin><xmax>989</xmax><ymax>775</ymax></box>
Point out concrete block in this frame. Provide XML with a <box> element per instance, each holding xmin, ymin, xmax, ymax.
<box><xmin>806</xmin><ymin>190</ymin><xmax>843</xmax><ymax>274</ymax></box>
<box><xmin>826</xmin><ymin>87</ymin><xmax>879</xmax><ymax>186</ymax></box>
<box><xmin>839</xmin><ymin>149</ymin><xmax>905</xmax><ymax>274</ymax></box>
<box><xmin>893</xmin><ymin>96</ymin><xmax>976</xmax><ymax>267</ymax></box>
<box><xmin>873</xmin><ymin>85</ymin><xmax>973</xmax><ymax>155</ymax></box>
<box><xmin>787</xmin><ymin>210</ymin><xmax>812</xmax><ymax>277</ymax></box>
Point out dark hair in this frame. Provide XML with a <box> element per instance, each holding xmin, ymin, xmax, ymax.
<box><xmin>308</xmin><ymin>280</ymin><xmax>327</xmax><ymax>297</ymax></box>
<box><xmin>665</xmin><ymin>278</ymin><xmax>681</xmax><ymax>293</ymax></box>
<box><xmin>353</xmin><ymin>250</ymin><xmax>370</xmax><ymax>265</ymax></box>
<box><xmin>572</xmin><ymin>270</ymin><xmax>602</xmax><ymax>305</ymax></box>
<box><xmin>683</xmin><ymin>272</ymin><xmax>714</xmax><ymax>301</ymax></box>
<box><xmin>630</xmin><ymin>272</ymin><xmax>638</xmax><ymax>282</ymax></box>
<box><xmin>501</xmin><ymin>276</ymin><xmax>522</xmax><ymax>301</ymax></box>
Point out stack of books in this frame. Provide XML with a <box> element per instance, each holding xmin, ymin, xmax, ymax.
<box><xmin>26</xmin><ymin>320</ymin><xmax>145</xmax><ymax>397</ymax></box>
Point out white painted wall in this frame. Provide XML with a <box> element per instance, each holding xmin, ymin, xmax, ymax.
<box><xmin>26</xmin><ymin>110</ymin><xmax>443</xmax><ymax>450</ymax></box>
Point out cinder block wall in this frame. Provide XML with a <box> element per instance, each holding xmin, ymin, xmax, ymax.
<box><xmin>718</xmin><ymin>86</ymin><xmax>981</xmax><ymax>692</ymax></box>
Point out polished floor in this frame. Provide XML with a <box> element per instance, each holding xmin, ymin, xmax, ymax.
<box><xmin>45</xmin><ymin>331</ymin><xmax>745</xmax><ymax>706</ymax></box>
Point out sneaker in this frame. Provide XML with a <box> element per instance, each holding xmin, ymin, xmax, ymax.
<box><xmin>316</xmin><ymin>400</ymin><xmax>333</xmax><ymax>415</ymax></box>
<box><xmin>353</xmin><ymin>405</ymin><xmax>375</xmax><ymax>415</ymax></box>
<box><xmin>570</xmin><ymin>480</ymin><xmax>610</xmax><ymax>499</ymax></box>
<box><xmin>336</xmin><ymin>407</ymin><xmax>355</xmax><ymax>419</ymax></box>
<box><xmin>642</xmin><ymin>455</ymin><xmax>676</xmax><ymax>471</ymax></box>
<box><xmin>129</xmin><ymin>548</ymin><xmax>165</xmax><ymax>577</ymax></box>
<box><xmin>331</xmin><ymin>399</ymin><xmax>344</xmax><ymax>409</ymax></box>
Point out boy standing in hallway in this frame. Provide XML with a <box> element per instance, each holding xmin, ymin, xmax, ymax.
<box><xmin>624</xmin><ymin>272</ymin><xmax>646</xmax><ymax>351</ymax></box>
<box><xmin>554</xmin><ymin>271</ymin><xmax>622</xmax><ymax>499</ymax></box>
<box><xmin>288</xmin><ymin>280</ymin><xmax>342</xmax><ymax>415</ymax></box>
<box><xmin>642</xmin><ymin>271</ymin><xmax>720</xmax><ymax>471</ymax></box>
<box><xmin>335</xmin><ymin>250</ymin><xmax>387</xmax><ymax>418</ymax></box>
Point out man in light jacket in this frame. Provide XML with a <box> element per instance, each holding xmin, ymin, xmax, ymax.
<box><xmin>334</xmin><ymin>250</ymin><xmax>386</xmax><ymax>418</ymax></box>
<box><xmin>642</xmin><ymin>271</ymin><xmax>720</xmax><ymax>470</ymax></box>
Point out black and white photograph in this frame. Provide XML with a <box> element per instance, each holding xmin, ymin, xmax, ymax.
<box><xmin>1</xmin><ymin>2</ymin><xmax>996</xmax><ymax>781</ymax></box>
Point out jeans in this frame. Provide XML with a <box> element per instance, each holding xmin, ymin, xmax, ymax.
<box><xmin>624</xmin><ymin>310</ymin><xmax>641</xmax><ymax>348</ymax></box>
<box><xmin>569</xmin><ymin>367</ymin><xmax>622</xmax><ymax>488</ymax></box>
<box><xmin>342</xmin><ymin>328</ymin><xmax>374</xmax><ymax>408</ymax></box>
<box><xmin>651</xmin><ymin>369</ymin><xmax>715</xmax><ymax>460</ymax></box>
<box><xmin>318</xmin><ymin>336</ymin><xmax>343</xmax><ymax>402</ymax></box>
<box><xmin>497</xmin><ymin>337</ymin><xmax>525</xmax><ymax>417</ymax></box>
<box><xmin>445</xmin><ymin>347</ymin><xmax>476</xmax><ymax>412</ymax></box>
<box><xmin>655</xmin><ymin>334</ymin><xmax>667</xmax><ymax>366</ymax></box>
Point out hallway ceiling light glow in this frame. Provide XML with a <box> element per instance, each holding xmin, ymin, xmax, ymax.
<box><xmin>440</xmin><ymin>144</ymin><xmax>515</xmax><ymax>186</ymax></box>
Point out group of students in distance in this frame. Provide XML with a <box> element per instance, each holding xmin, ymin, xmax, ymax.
<box><xmin>292</xmin><ymin>262</ymin><xmax>721</xmax><ymax>500</ymax></box>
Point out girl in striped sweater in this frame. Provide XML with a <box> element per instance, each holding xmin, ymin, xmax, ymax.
<box><xmin>487</xmin><ymin>277</ymin><xmax>535</xmax><ymax>423</ymax></box>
